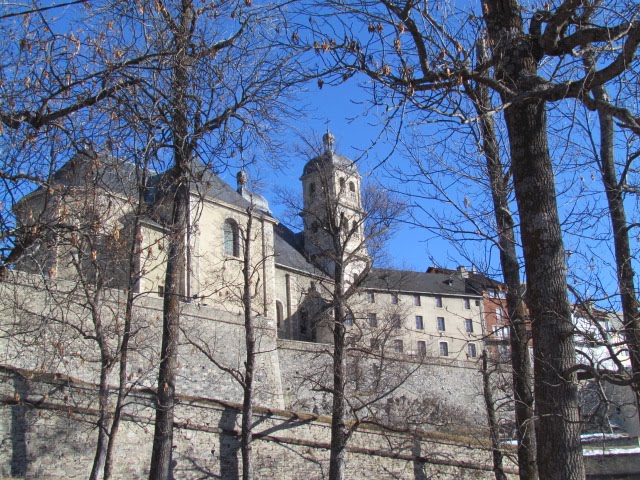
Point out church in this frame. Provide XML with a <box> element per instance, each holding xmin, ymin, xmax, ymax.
<box><xmin>13</xmin><ymin>131</ymin><xmax>484</xmax><ymax>360</ymax></box>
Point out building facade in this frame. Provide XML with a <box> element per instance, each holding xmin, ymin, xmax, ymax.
<box><xmin>13</xmin><ymin>132</ymin><xmax>484</xmax><ymax>360</ymax></box>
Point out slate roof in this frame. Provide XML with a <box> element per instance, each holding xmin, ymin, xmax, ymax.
<box><xmin>148</xmin><ymin>160</ymin><xmax>257</xmax><ymax>212</ymax></box>
<box><xmin>302</xmin><ymin>152</ymin><xmax>357</xmax><ymax>177</ymax></box>
<box><xmin>273</xmin><ymin>223</ymin><xmax>327</xmax><ymax>277</ymax></box>
<box><xmin>426</xmin><ymin>266</ymin><xmax>504</xmax><ymax>295</ymax></box>
<box><xmin>41</xmin><ymin>152</ymin><xmax>139</xmax><ymax>196</ymax></box>
<box><xmin>364</xmin><ymin>268</ymin><xmax>481</xmax><ymax>297</ymax></box>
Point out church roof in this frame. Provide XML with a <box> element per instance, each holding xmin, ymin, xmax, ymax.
<box><xmin>302</xmin><ymin>152</ymin><xmax>357</xmax><ymax>177</ymax></box>
<box><xmin>39</xmin><ymin>152</ymin><xmax>140</xmax><ymax>197</ymax></box>
<box><xmin>148</xmin><ymin>160</ymin><xmax>257</xmax><ymax>211</ymax></box>
<box><xmin>273</xmin><ymin>222</ymin><xmax>327</xmax><ymax>277</ymax></box>
<box><xmin>364</xmin><ymin>268</ymin><xmax>482</xmax><ymax>296</ymax></box>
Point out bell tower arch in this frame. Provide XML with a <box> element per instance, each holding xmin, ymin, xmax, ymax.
<box><xmin>300</xmin><ymin>131</ymin><xmax>367</xmax><ymax>278</ymax></box>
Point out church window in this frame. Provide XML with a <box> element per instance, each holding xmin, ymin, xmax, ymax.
<box><xmin>367</xmin><ymin>291</ymin><xmax>375</xmax><ymax>303</ymax></box>
<box><xmin>439</xmin><ymin>342</ymin><xmax>449</xmax><ymax>357</ymax></box>
<box><xmin>276</xmin><ymin>300</ymin><xmax>284</xmax><ymax>328</ymax></box>
<box><xmin>223</xmin><ymin>219</ymin><xmax>239</xmax><ymax>257</ymax></box>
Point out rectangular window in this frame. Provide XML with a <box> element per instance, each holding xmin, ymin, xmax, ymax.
<box><xmin>496</xmin><ymin>307</ymin><xmax>503</xmax><ymax>323</ymax></box>
<box><xmin>370</xmin><ymin>338</ymin><xmax>380</xmax><ymax>351</ymax></box>
<box><xmin>475</xmin><ymin>299</ymin><xmax>481</xmax><ymax>306</ymax></box>
<box><xmin>498</xmin><ymin>344</ymin><xmax>510</xmax><ymax>360</ymax></box>
<box><xmin>367</xmin><ymin>312</ymin><xmax>378</xmax><ymax>327</ymax></box>
<box><xmin>467</xmin><ymin>343</ymin><xmax>477</xmax><ymax>358</ymax></box>
<box><xmin>391</xmin><ymin>293</ymin><xmax>399</xmax><ymax>304</ymax></box>
<box><xmin>367</xmin><ymin>291</ymin><xmax>375</xmax><ymax>303</ymax></box>
<box><xmin>439</xmin><ymin>341</ymin><xmax>449</xmax><ymax>357</ymax></box>
<box><xmin>435</xmin><ymin>295</ymin><xmax>443</xmax><ymax>308</ymax></box>
<box><xmin>344</xmin><ymin>314</ymin><xmax>353</xmax><ymax>327</ymax></box>
<box><xmin>465</xmin><ymin>319</ymin><xmax>474</xmax><ymax>333</ymax></box>
<box><xmin>413</xmin><ymin>294</ymin><xmax>421</xmax><ymax>306</ymax></box>
<box><xmin>437</xmin><ymin>317</ymin><xmax>446</xmax><ymax>331</ymax></box>
<box><xmin>415</xmin><ymin>315</ymin><xmax>424</xmax><ymax>330</ymax></box>
<box><xmin>464</xmin><ymin>298</ymin><xmax>471</xmax><ymax>309</ymax></box>
<box><xmin>158</xmin><ymin>285</ymin><xmax>164</xmax><ymax>298</ymax></box>
<box><xmin>417</xmin><ymin>340</ymin><xmax>427</xmax><ymax>357</ymax></box>
<box><xmin>300</xmin><ymin>311</ymin><xmax>308</xmax><ymax>334</ymax></box>
<box><xmin>393</xmin><ymin>339</ymin><xmax>404</xmax><ymax>353</ymax></box>
<box><xmin>391</xmin><ymin>314</ymin><xmax>402</xmax><ymax>329</ymax></box>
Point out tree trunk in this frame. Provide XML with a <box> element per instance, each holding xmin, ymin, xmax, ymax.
<box><xmin>505</xmin><ymin>99</ymin><xmax>584</xmax><ymax>480</ymax></box>
<box><xmin>481</xmin><ymin>351</ymin><xmax>508</xmax><ymax>480</ymax></box>
<box><xmin>104</xmin><ymin>186</ymin><xmax>145</xmax><ymax>479</ymax></box>
<box><xmin>469</xmin><ymin>42</ymin><xmax>538</xmax><ymax>479</ymax></box>
<box><xmin>148</xmin><ymin>3</ymin><xmax>193</xmax><ymax>478</ymax></box>
<box><xmin>148</xmin><ymin>176</ymin><xmax>188</xmax><ymax>480</ymax></box>
<box><xmin>483</xmin><ymin>1</ymin><xmax>585</xmax><ymax>478</ymax></box>
<box><xmin>241</xmin><ymin>211</ymin><xmax>255</xmax><ymax>480</ymax></box>
<box><xmin>89</xmin><ymin>363</ymin><xmax>110</xmax><ymax>480</ymax></box>
<box><xmin>329</xmin><ymin>264</ymin><xmax>348</xmax><ymax>480</ymax></box>
<box><xmin>592</xmin><ymin>83</ymin><xmax>640</xmax><ymax>408</ymax></box>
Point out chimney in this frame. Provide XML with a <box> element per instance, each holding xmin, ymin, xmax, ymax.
<box><xmin>457</xmin><ymin>266</ymin><xmax>469</xmax><ymax>278</ymax></box>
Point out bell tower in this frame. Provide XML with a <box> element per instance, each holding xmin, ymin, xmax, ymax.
<box><xmin>300</xmin><ymin>131</ymin><xmax>367</xmax><ymax>279</ymax></box>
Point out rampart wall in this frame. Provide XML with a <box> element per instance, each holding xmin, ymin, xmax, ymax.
<box><xmin>0</xmin><ymin>366</ymin><xmax>515</xmax><ymax>479</ymax></box>
<box><xmin>0</xmin><ymin>272</ymin><xmax>498</xmax><ymax>478</ymax></box>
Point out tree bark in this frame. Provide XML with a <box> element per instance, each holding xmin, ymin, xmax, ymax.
<box><xmin>592</xmin><ymin>83</ymin><xmax>640</xmax><ymax>408</ymax></box>
<box><xmin>483</xmin><ymin>1</ymin><xmax>585</xmax><ymax>478</ymax></box>
<box><xmin>469</xmin><ymin>40</ymin><xmax>538</xmax><ymax>479</ymax></box>
<box><xmin>104</xmin><ymin>181</ymin><xmax>146</xmax><ymax>479</ymax></box>
<box><xmin>241</xmin><ymin>211</ymin><xmax>255</xmax><ymax>480</ymax></box>
<box><xmin>329</xmin><ymin>262</ymin><xmax>348</xmax><ymax>480</ymax></box>
<box><xmin>481</xmin><ymin>351</ymin><xmax>508</xmax><ymax>480</ymax></box>
<box><xmin>89</xmin><ymin>362</ymin><xmax>110</xmax><ymax>480</ymax></box>
<box><xmin>148</xmin><ymin>4</ymin><xmax>193</xmax><ymax>477</ymax></box>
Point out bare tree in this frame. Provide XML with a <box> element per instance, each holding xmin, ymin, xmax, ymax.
<box><xmin>299</xmin><ymin>0</ymin><xmax>640</xmax><ymax>476</ymax></box>
<box><xmin>289</xmin><ymin>134</ymin><xmax>406</xmax><ymax>479</ymax></box>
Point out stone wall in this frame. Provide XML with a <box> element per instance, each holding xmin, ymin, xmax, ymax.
<box><xmin>0</xmin><ymin>366</ymin><xmax>515</xmax><ymax>479</ymax></box>
<box><xmin>278</xmin><ymin>340</ymin><xmax>486</xmax><ymax>427</ymax></box>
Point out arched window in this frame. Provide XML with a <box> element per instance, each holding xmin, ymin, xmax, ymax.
<box><xmin>309</xmin><ymin>182</ymin><xmax>316</xmax><ymax>200</ymax></box>
<box><xmin>223</xmin><ymin>219</ymin><xmax>239</xmax><ymax>257</ymax></box>
<box><xmin>276</xmin><ymin>300</ymin><xmax>284</xmax><ymax>329</ymax></box>
<box><xmin>339</xmin><ymin>177</ymin><xmax>346</xmax><ymax>191</ymax></box>
<box><xmin>348</xmin><ymin>181</ymin><xmax>356</xmax><ymax>198</ymax></box>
